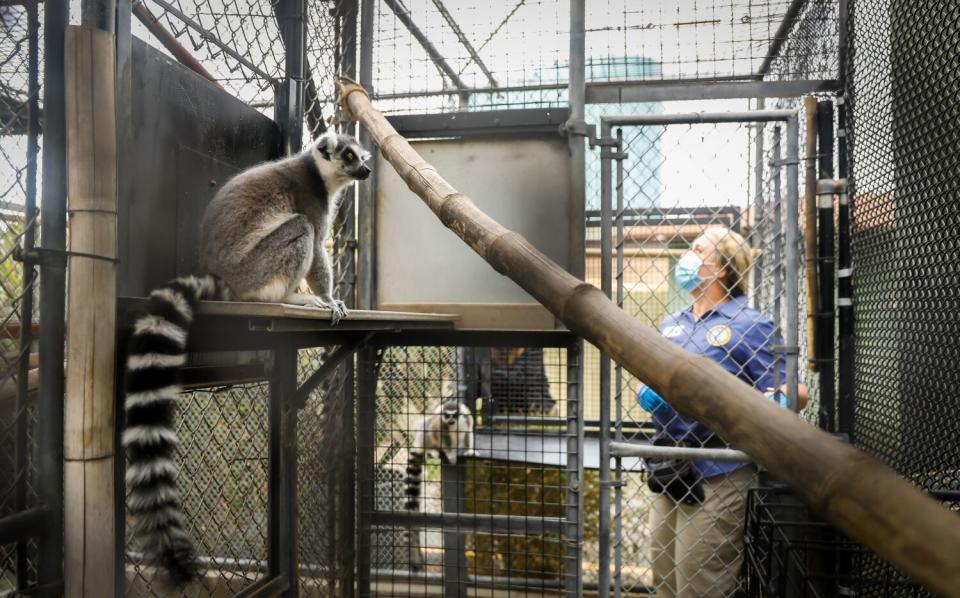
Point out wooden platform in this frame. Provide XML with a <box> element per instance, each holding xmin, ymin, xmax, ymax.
<box><xmin>194</xmin><ymin>299</ymin><xmax>459</xmax><ymax>324</ymax></box>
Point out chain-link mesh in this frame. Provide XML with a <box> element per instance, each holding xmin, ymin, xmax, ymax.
<box><xmin>592</xmin><ymin>116</ymin><xmax>803</xmax><ymax>595</ymax></box>
<box><xmin>742</xmin><ymin>485</ymin><xmax>928</xmax><ymax>597</ymax></box>
<box><xmin>366</xmin><ymin>345</ymin><xmax>580</xmax><ymax>596</ymax></box>
<box><xmin>588</xmin><ymin>0</ymin><xmax>839</xmax><ymax>84</ymax></box>
<box><xmin>0</xmin><ymin>0</ymin><xmax>42</xmax><ymax>591</ymax></box>
<box><xmin>297</xmin><ymin>346</ymin><xmax>352</xmax><ymax>596</ymax></box>
<box><xmin>130</xmin><ymin>0</ymin><xmax>284</xmax><ymax>113</ymax></box>
<box><xmin>369</xmin><ymin>1</ymin><xmax>841</xmax><ymax>116</ymax></box>
<box><xmin>125</xmin><ymin>382</ymin><xmax>270</xmax><ymax>596</ymax></box>
<box><xmin>371</xmin><ymin>0</ymin><xmax>569</xmax><ymax>114</ymax></box>
<box><xmin>846</xmin><ymin>0</ymin><xmax>960</xmax><ymax>493</ymax></box>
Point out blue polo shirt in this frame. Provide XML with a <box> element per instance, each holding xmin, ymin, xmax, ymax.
<box><xmin>652</xmin><ymin>296</ymin><xmax>787</xmax><ymax>479</ymax></box>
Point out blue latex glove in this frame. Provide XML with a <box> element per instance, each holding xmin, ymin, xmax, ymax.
<box><xmin>637</xmin><ymin>384</ymin><xmax>670</xmax><ymax>415</ymax></box>
<box><xmin>766</xmin><ymin>388</ymin><xmax>789</xmax><ymax>410</ymax></box>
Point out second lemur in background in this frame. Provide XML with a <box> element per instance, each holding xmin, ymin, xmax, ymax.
<box><xmin>122</xmin><ymin>131</ymin><xmax>370</xmax><ymax>585</ymax></box>
<box><xmin>404</xmin><ymin>400</ymin><xmax>476</xmax><ymax>512</ymax></box>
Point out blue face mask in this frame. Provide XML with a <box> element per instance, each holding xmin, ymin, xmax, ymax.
<box><xmin>675</xmin><ymin>251</ymin><xmax>704</xmax><ymax>293</ymax></box>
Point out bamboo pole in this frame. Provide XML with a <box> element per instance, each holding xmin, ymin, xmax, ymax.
<box><xmin>63</xmin><ymin>26</ymin><xmax>118</xmax><ymax>597</ymax></box>
<box><xmin>803</xmin><ymin>95</ymin><xmax>819</xmax><ymax>372</ymax></box>
<box><xmin>338</xmin><ymin>77</ymin><xmax>960</xmax><ymax>597</ymax></box>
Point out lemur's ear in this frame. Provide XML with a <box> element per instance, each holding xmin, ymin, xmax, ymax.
<box><xmin>314</xmin><ymin>134</ymin><xmax>332</xmax><ymax>160</ymax></box>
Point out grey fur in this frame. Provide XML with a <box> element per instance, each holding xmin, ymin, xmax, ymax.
<box><xmin>200</xmin><ymin>130</ymin><xmax>371</xmax><ymax>321</ymax></box>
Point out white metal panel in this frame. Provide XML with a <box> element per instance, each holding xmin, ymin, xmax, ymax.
<box><xmin>375</xmin><ymin>135</ymin><xmax>572</xmax><ymax>328</ymax></box>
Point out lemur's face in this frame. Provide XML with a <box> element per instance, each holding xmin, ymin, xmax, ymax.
<box><xmin>313</xmin><ymin>132</ymin><xmax>372</xmax><ymax>181</ymax></box>
<box><xmin>441</xmin><ymin>402</ymin><xmax>461</xmax><ymax>426</ymax></box>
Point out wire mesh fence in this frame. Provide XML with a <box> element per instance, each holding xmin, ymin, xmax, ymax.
<box><xmin>587</xmin><ymin>0</ymin><xmax>839</xmax><ymax>84</ymax></box>
<box><xmin>742</xmin><ymin>484</ymin><xmax>930</xmax><ymax>598</ymax></box>
<box><xmin>122</xmin><ymin>348</ymin><xmax>353</xmax><ymax>597</ymax></box>
<box><xmin>0</xmin><ymin>0</ymin><xmax>42</xmax><ymax>591</ymax></box>
<box><xmin>369</xmin><ymin>1</ymin><xmax>842</xmax><ymax>116</ymax></box>
<box><xmin>362</xmin><ymin>344</ymin><xmax>582</xmax><ymax>596</ymax></box>
<box><xmin>589</xmin><ymin>113</ymin><xmax>805</xmax><ymax>596</ymax></box>
<box><xmin>130</xmin><ymin>0</ymin><xmax>347</xmax><ymax>137</ymax></box>
<box><xmin>846</xmin><ymin>0</ymin><xmax>960</xmax><ymax>497</ymax></box>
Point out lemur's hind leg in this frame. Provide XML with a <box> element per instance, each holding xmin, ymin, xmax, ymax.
<box><xmin>227</xmin><ymin>215</ymin><xmax>315</xmax><ymax>302</ymax></box>
<box><xmin>304</xmin><ymin>242</ymin><xmax>348</xmax><ymax>323</ymax></box>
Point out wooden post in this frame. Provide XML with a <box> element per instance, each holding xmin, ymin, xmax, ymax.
<box><xmin>63</xmin><ymin>26</ymin><xmax>118</xmax><ymax>597</ymax></box>
<box><xmin>337</xmin><ymin>77</ymin><xmax>960</xmax><ymax>597</ymax></box>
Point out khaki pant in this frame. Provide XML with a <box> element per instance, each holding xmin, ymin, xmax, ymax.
<box><xmin>649</xmin><ymin>466</ymin><xmax>757</xmax><ymax>598</ymax></box>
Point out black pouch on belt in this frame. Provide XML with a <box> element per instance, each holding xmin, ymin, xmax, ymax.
<box><xmin>644</xmin><ymin>434</ymin><xmax>705</xmax><ymax>505</ymax></box>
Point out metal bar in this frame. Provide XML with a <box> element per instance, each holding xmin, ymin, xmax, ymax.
<box><xmin>772</xmin><ymin>126</ymin><xmax>784</xmax><ymax>391</ymax></box>
<box><xmin>277</xmin><ymin>0</ymin><xmax>306</xmax><ymax>155</ymax></box>
<box><xmin>371</xmin><ymin>569</ymin><xmax>644</xmax><ymax>593</ymax></box>
<box><xmin>37</xmin><ymin>0</ymin><xmax>68</xmax><ymax>590</ymax></box>
<box><xmin>381</xmin><ymin>0</ymin><xmax>469</xmax><ymax>92</ymax></box>
<box><xmin>597</xmin><ymin>120</ymin><xmax>612</xmax><ymax>598</ymax></box>
<box><xmin>372</xmin><ymin>329</ymin><xmax>575</xmax><ymax>348</ymax></box>
<box><xmin>234</xmin><ymin>575</ymin><xmax>290</xmax><ymax>598</ymax></box>
<box><xmin>816</xmin><ymin>100</ymin><xmax>836</xmax><ymax>431</ymax></box>
<box><xmin>612</xmin><ymin>126</ymin><xmax>624</xmax><ymax>598</ymax></box>
<box><xmin>602</xmin><ymin>110</ymin><xmax>795</xmax><ymax>128</ymax></box>
<box><xmin>357</xmin><ymin>0</ymin><xmax>376</xmax><ymax>310</ymax></box>
<box><xmin>355</xmin><ymin>347</ymin><xmax>377</xmax><ymax>597</ymax></box>
<box><xmin>145</xmin><ymin>0</ymin><xmax>278</xmax><ymax>83</ymax></box>
<box><xmin>268</xmin><ymin>346</ymin><xmax>299</xmax><ymax>596</ymax></box>
<box><xmin>609</xmin><ymin>442</ymin><xmax>751</xmax><ymax>463</ymax></box>
<box><xmin>116</xmin><ymin>0</ymin><xmax>133</xmax><ymax>590</ymax></box>
<box><xmin>336</xmin><ymin>0</ymin><xmax>359</xmax><ymax>128</ymax></box>
<box><xmin>568</xmin><ymin>0</ymin><xmax>586</xmax><ymax>281</ymax></box>
<box><xmin>488</xmin><ymin>414</ymin><xmax>568</xmax><ymax>425</ymax></box>
<box><xmin>386</xmin><ymin>107</ymin><xmax>569</xmax><ymax>139</ymax></box>
<box><xmin>565</xmin><ymin>341</ymin><xmax>583</xmax><ymax>598</ymax></box>
<box><xmin>756</xmin><ymin>0</ymin><xmax>809</xmax><ymax>77</ymax></box>
<box><xmin>292</xmin><ymin>333</ymin><xmax>370</xmax><ymax>408</ymax></box>
<box><xmin>588</xmin><ymin>78</ymin><xmax>839</xmax><ymax>103</ymax></box>
<box><xmin>752</xmin><ymin>99</ymin><xmax>766</xmax><ymax>305</ymax></box>
<box><xmin>440</xmin><ymin>462</ymin><xmax>467</xmax><ymax>598</ymax></box>
<box><xmin>14</xmin><ymin>1</ymin><xmax>40</xmax><ymax>587</ymax></box>
<box><xmin>0</xmin><ymin>506</ymin><xmax>48</xmax><ymax>545</ymax></box>
<box><xmin>837</xmin><ymin>0</ymin><xmax>849</xmax><ymax>88</ymax></box>
<box><xmin>371</xmin><ymin>511</ymin><xmax>566</xmax><ymax>535</ymax></box>
<box><xmin>430</xmin><ymin>0</ymin><xmax>497</xmax><ymax>87</ymax></box>
<box><xmin>785</xmin><ymin>115</ymin><xmax>801</xmax><ymax>411</ymax></box>
<box><xmin>836</xmin><ymin>96</ymin><xmax>855</xmax><ymax>440</ymax></box>
<box><xmin>372</xmin><ymin>78</ymin><xmax>840</xmax><ymax>103</ymax></box>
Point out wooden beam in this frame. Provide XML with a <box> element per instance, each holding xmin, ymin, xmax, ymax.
<box><xmin>337</xmin><ymin>76</ymin><xmax>960</xmax><ymax>597</ymax></box>
<box><xmin>63</xmin><ymin>26</ymin><xmax>118</xmax><ymax>597</ymax></box>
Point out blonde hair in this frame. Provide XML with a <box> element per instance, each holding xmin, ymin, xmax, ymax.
<box><xmin>701</xmin><ymin>227</ymin><xmax>753</xmax><ymax>297</ymax></box>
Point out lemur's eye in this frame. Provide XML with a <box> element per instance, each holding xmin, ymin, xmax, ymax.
<box><xmin>346</xmin><ymin>152</ymin><xmax>355</xmax><ymax>161</ymax></box>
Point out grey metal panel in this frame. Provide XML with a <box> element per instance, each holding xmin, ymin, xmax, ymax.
<box><xmin>375</xmin><ymin>135</ymin><xmax>572</xmax><ymax>307</ymax></box>
<box><xmin>120</xmin><ymin>37</ymin><xmax>280</xmax><ymax>297</ymax></box>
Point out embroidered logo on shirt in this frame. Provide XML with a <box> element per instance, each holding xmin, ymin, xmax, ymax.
<box><xmin>706</xmin><ymin>324</ymin><xmax>733</xmax><ymax>347</ymax></box>
<box><xmin>662</xmin><ymin>325</ymin><xmax>685</xmax><ymax>338</ymax></box>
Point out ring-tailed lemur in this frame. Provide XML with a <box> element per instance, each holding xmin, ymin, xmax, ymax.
<box><xmin>123</xmin><ymin>131</ymin><xmax>371</xmax><ymax>585</ymax></box>
<box><xmin>404</xmin><ymin>400</ymin><xmax>476</xmax><ymax>512</ymax></box>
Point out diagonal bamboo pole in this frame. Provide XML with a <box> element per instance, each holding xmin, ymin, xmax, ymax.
<box><xmin>337</xmin><ymin>77</ymin><xmax>960</xmax><ymax>596</ymax></box>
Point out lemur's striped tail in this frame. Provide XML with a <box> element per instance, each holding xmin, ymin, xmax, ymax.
<box><xmin>123</xmin><ymin>274</ymin><xmax>223</xmax><ymax>585</ymax></box>
<box><xmin>404</xmin><ymin>451</ymin><xmax>425</xmax><ymax>511</ymax></box>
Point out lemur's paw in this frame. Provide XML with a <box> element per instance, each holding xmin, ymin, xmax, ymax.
<box><xmin>462</xmin><ymin>449</ymin><xmax>478</xmax><ymax>458</ymax></box>
<box><xmin>326</xmin><ymin>299</ymin><xmax>348</xmax><ymax>325</ymax></box>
